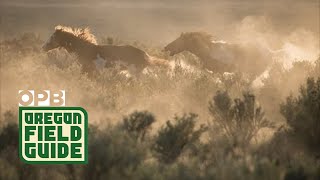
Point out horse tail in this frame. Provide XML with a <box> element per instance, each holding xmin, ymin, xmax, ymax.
<box><xmin>146</xmin><ymin>54</ymin><xmax>171</xmax><ymax>68</ymax></box>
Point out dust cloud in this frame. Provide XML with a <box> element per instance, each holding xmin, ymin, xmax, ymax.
<box><xmin>0</xmin><ymin>0</ymin><xmax>319</xmax><ymax>127</ymax></box>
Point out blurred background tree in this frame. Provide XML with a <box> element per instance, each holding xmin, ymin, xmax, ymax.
<box><xmin>121</xmin><ymin>111</ymin><xmax>155</xmax><ymax>140</ymax></box>
<box><xmin>209</xmin><ymin>91</ymin><xmax>274</xmax><ymax>147</ymax></box>
<box><xmin>153</xmin><ymin>113</ymin><xmax>207</xmax><ymax>164</ymax></box>
<box><xmin>281</xmin><ymin>77</ymin><xmax>320</xmax><ymax>153</ymax></box>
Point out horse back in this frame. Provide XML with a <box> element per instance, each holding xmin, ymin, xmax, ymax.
<box><xmin>98</xmin><ymin>45</ymin><xmax>148</xmax><ymax>67</ymax></box>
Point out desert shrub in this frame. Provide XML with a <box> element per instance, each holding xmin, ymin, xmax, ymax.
<box><xmin>126</xmin><ymin>158</ymin><xmax>206</xmax><ymax>180</ymax></box>
<box><xmin>201</xmin><ymin>156</ymin><xmax>284</xmax><ymax>180</ymax></box>
<box><xmin>159</xmin><ymin>162</ymin><xmax>203</xmax><ymax>180</ymax></box>
<box><xmin>153</xmin><ymin>113</ymin><xmax>207</xmax><ymax>164</ymax></box>
<box><xmin>284</xmin><ymin>166</ymin><xmax>307</xmax><ymax>180</ymax></box>
<box><xmin>0</xmin><ymin>111</ymin><xmax>41</xmax><ymax>180</ymax></box>
<box><xmin>121</xmin><ymin>111</ymin><xmax>155</xmax><ymax>140</ymax></box>
<box><xmin>280</xmin><ymin>77</ymin><xmax>320</xmax><ymax>152</ymax></box>
<box><xmin>282</xmin><ymin>156</ymin><xmax>320</xmax><ymax>180</ymax></box>
<box><xmin>219</xmin><ymin>72</ymin><xmax>252</xmax><ymax>96</ymax></box>
<box><xmin>313</xmin><ymin>57</ymin><xmax>320</xmax><ymax>77</ymax></box>
<box><xmin>83</xmin><ymin>125</ymin><xmax>148</xmax><ymax>179</ymax></box>
<box><xmin>209</xmin><ymin>91</ymin><xmax>274</xmax><ymax>147</ymax></box>
<box><xmin>0</xmin><ymin>123</ymin><xmax>19</xmax><ymax>153</ymax></box>
<box><xmin>0</xmin><ymin>111</ymin><xmax>18</xmax><ymax>153</ymax></box>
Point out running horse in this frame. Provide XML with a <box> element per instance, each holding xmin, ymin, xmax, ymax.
<box><xmin>164</xmin><ymin>32</ymin><xmax>271</xmax><ymax>76</ymax></box>
<box><xmin>43</xmin><ymin>25</ymin><xmax>169</xmax><ymax>76</ymax></box>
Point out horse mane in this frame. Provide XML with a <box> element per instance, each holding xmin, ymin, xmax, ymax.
<box><xmin>55</xmin><ymin>25</ymin><xmax>98</xmax><ymax>45</ymax></box>
<box><xmin>182</xmin><ymin>32</ymin><xmax>213</xmax><ymax>45</ymax></box>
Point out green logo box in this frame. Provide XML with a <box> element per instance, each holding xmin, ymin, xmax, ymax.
<box><xmin>19</xmin><ymin>107</ymin><xmax>88</xmax><ymax>164</ymax></box>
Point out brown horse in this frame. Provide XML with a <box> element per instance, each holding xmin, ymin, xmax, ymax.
<box><xmin>164</xmin><ymin>32</ymin><xmax>271</xmax><ymax>75</ymax></box>
<box><xmin>43</xmin><ymin>25</ymin><xmax>169</xmax><ymax>75</ymax></box>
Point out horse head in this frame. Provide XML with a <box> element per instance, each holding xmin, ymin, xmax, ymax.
<box><xmin>42</xmin><ymin>25</ymin><xmax>98</xmax><ymax>52</ymax></box>
<box><xmin>164</xmin><ymin>32</ymin><xmax>213</xmax><ymax>56</ymax></box>
<box><xmin>42</xmin><ymin>28</ymin><xmax>66</xmax><ymax>52</ymax></box>
<box><xmin>164</xmin><ymin>33</ymin><xmax>190</xmax><ymax>56</ymax></box>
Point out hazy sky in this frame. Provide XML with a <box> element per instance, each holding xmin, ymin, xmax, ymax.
<box><xmin>0</xmin><ymin>0</ymin><xmax>319</xmax><ymax>45</ymax></box>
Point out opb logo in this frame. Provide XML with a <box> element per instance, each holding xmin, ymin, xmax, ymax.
<box><xmin>18</xmin><ymin>90</ymin><xmax>65</xmax><ymax>106</ymax></box>
<box><xmin>18</xmin><ymin>90</ymin><xmax>88</xmax><ymax>164</ymax></box>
